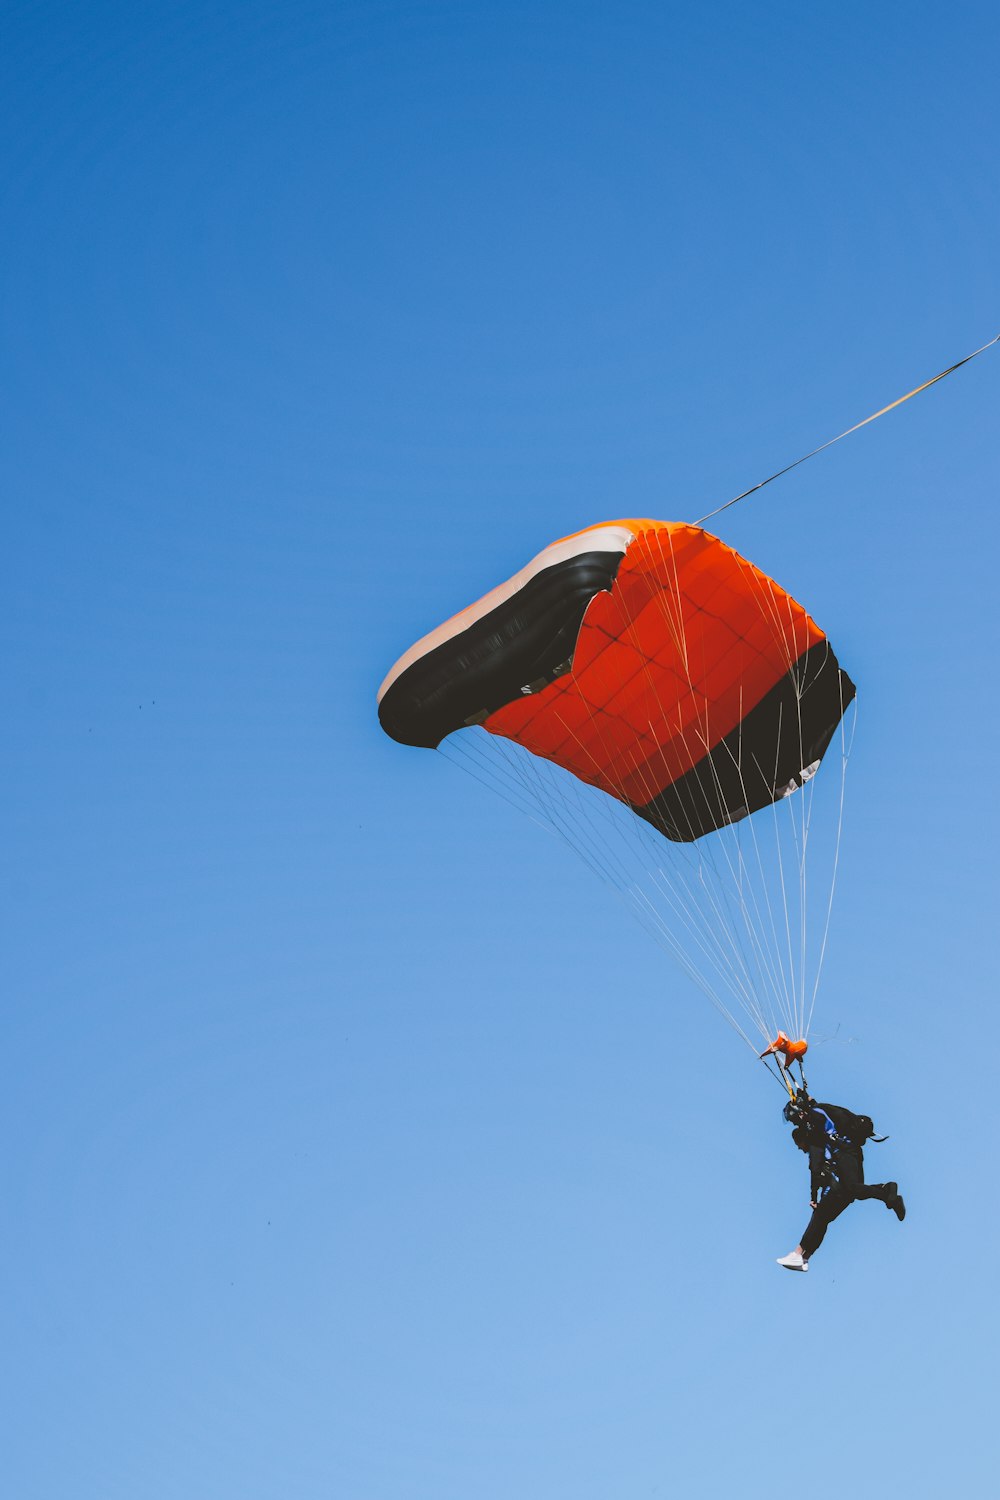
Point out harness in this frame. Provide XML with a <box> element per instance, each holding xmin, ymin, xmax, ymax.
<box><xmin>811</xmin><ymin>1106</ymin><xmax>841</xmax><ymax>1160</ymax></box>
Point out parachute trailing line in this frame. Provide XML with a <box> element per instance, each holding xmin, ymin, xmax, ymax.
<box><xmin>693</xmin><ymin>332</ymin><xmax>1000</xmax><ymax>526</ymax></box>
<box><xmin>379</xmin><ymin>520</ymin><xmax>855</xmax><ymax>843</ymax></box>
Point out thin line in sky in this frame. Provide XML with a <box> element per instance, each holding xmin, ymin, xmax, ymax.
<box><xmin>693</xmin><ymin>332</ymin><xmax>1000</xmax><ymax>526</ymax></box>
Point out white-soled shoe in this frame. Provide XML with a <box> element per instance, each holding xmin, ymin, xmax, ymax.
<box><xmin>776</xmin><ymin>1251</ymin><xmax>809</xmax><ymax>1272</ymax></box>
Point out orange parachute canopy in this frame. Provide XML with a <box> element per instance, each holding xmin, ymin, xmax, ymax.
<box><xmin>379</xmin><ymin>520</ymin><xmax>854</xmax><ymax>843</ymax></box>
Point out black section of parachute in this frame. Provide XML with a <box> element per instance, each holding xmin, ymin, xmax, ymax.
<box><xmin>635</xmin><ymin>641</ymin><xmax>856</xmax><ymax>842</ymax></box>
<box><xmin>378</xmin><ymin>548</ymin><xmax>626</xmax><ymax>748</ymax></box>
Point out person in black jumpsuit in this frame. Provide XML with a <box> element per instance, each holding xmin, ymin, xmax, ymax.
<box><xmin>778</xmin><ymin>1098</ymin><xmax>905</xmax><ymax>1271</ymax></box>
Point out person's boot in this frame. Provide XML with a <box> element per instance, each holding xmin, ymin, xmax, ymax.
<box><xmin>883</xmin><ymin>1182</ymin><xmax>906</xmax><ymax>1221</ymax></box>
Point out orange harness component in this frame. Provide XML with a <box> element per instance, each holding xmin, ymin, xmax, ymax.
<box><xmin>759</xmin><ymin>1032</ymin><xmax>809</xmax><ymax>1071</ymax></box>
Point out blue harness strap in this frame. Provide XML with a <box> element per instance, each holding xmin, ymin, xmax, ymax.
<box><xmin>811</xmin><ymin>1106</ymin><xmax>838</xmax><ymax>1159</ymax></box>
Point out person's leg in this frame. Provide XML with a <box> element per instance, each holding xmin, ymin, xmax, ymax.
<box><xmin>800</xmin><ymin>1187</ymin><xmax>853</xmax><ymax>1259</ymax></box>
<box><xmin>856</xmin><ymin>1180</ymin><xmax>906</xmax><ymax>1219</ymax></box>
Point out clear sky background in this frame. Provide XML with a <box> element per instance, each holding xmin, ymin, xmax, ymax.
<box><xmin>3</xmin><ymin>3</ymin><xmax>999</xmax><ymax>1497</ymax></box>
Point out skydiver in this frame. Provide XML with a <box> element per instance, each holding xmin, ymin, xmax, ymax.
<box><xmin>776</xmin><ymin>1091</ymin><xmax>905</xmax><ymax>1272</ymax></box>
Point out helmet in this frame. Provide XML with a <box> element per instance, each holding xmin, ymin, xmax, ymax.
<box><xmin>782</xmin><ymin>1091</ymin><xmax>813</xmax><ymax>1127</ymax></box>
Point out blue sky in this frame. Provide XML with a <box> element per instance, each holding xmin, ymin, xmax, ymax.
<box><xmin>3</xmin><ymin>3</ymin><xmax>999</xmax><ymax>1496</ymax></box>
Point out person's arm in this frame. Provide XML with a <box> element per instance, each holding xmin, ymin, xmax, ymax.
<box><xmin>807</xmin><ymin>1144</ymin><xmax>827</xmax><ymax>1203</ymax></box>
<box><xmin>805</xmin><ymin>1106</ymin><xmax>837</xmax><ymax>1202</ymax></box>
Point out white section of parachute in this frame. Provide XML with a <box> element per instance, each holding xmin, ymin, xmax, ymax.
<box><xmin>377</xmin><ymin>524</ymin><xmax>635</xmax><ymax>703</ymax></box>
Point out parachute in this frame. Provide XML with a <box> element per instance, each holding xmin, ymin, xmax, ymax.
<box><xmin>379</xmin><ymin>519</ymin><xmax>856</xmax><ymax>1061</ymax></box>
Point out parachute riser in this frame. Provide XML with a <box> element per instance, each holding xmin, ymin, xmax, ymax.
<box><xmin>759</xmin><ymin>1054</ymin><xmax>796</xmax><ymax>1097</ymax></box>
